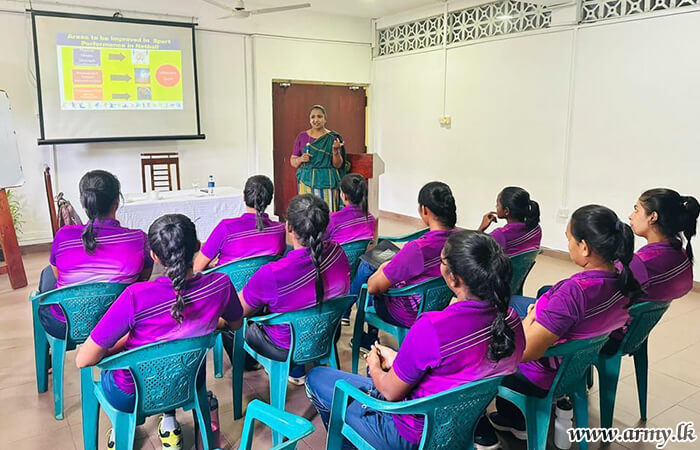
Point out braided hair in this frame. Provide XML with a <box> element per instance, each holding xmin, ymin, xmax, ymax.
<box><xmin>570</xmin><ymin>205</ymin><xmax>644</xmax><ymax>301</ymax></box>
<box><xmin>148</xmin><ymin>214</ymin><xmax>199</xmax><ymax>324</ymax></box>
<box><xmin>418</xmin><ymin>181</ymin><xmax>457</xmax><ymax>228</ymax></box>
<box><xmin>442</xmin><ymin>230</ymin><xmax>515</xmax><ymax>361</ymax></box>
<box><xmin>287</xmin><ymin>194</ymin><xmax>330</xmax><ymax>306</ymax></box>
<box><xmin>499</xmin><ymin>186</ymin><xmax>540</xmax><ymax>230</ymax></box>
<box><xmin>340</xmin><ymin>173</ymin><xmax>369</xmax><ymax>219</ymax></box>
<box><xmin>78</xmin><ymin>170</ymin><xmax>121</xmax><ymax>254</ymax></box>
<box><xmin>244</xmin><ymin>175</ymin><xmax>274</xmax><ymax>231</ymax></box>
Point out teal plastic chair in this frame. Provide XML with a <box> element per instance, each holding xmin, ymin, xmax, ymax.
<box><xmin>80</xmin><ymin>334</ymin><xmax>217</xmax><ymax>450</ymax></box>
<box><xmin>596</xmin><ymin>301</ymin><xmax>670</xmax><ymax>428</ymax></box>
<box><xmin>30</xmin><ymin>282</ymin><xmax>128</xmax><ymax>420</ymax></box>
<box><xmin>351</xmin><ymin>277</ymin><xmax>453</xmax><ymax>374</ymax></box>
<box><xmin>340</xmin><ymin>239</ymin><xmax>372</xmax><ymax>280</ymax></box>
<box><xmin>239</xmin><ymin>399</ymin><xmax>315</xmax><ymax>450</ymax></box>
<box><xmin>327</xmin><ymin>376</ymin><xmax>503</xmax><ymax>449</ymax></box>
<box><xmin>233</xmin><ymin>295</ymin><xmax>355</xmax><ymax>445</ymax></box>
<box><xmin>204</xmin><ymin>254</ymin><xmax>279</xmax><ymax>378</ymax></box>
<box><xmin>498</xmin><ymin>334</ymin><xmax>610</xmax><ymax>450</ymax></box>
<box><xmin>509</xmin><ymin>249</ymin><xmax>540</xmax><ymax>295</ymax></box>
<box><xmin>378</xmin><ymin>227</ymin><xmax>429</xmax><ymax>243</ymax></box>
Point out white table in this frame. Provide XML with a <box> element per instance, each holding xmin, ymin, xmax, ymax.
<box><xmin>117</xmin><ymin>187</ymin><xmax>246</xmax><ymax>240</ymax></box>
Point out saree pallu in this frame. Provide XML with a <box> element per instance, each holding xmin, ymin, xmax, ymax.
<box><xmin>296</xmin><ymin>131</ymin><xmax>349</xmax><ymax>212</ymax></box>
<box><xmin>297</xmin><ymin>182</ymin><xmax>341</xmax><ymax>212</ymax></box>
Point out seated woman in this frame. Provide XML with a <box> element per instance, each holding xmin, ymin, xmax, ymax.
<box><xmin>305</xmin><ymin>231</ymin><xmax>525</xmax><ymax>450</ymax></box>
<box><xmin>237</xmin><ymin>194</ymin><xmax>350</xmax><ymax>385</ymax></box>
<box><xmin>39</xmin><ymin>170</ymin><xmax>153</xmax><ymax>340</ymax></box>
<box><xmin>627</xmin><ymin>188</ymin><xmax>698</xmax><ymax>303</ymax></box>
<box><xmin>76</xmin><ymin>214</ymin><xmax>242</xmax><ymax>450</ymax></box>
<box><xmin>193</xmin><ymin>175</ymin><xmax>285</xmax><ymax>272</ymax></box>
<box><xmin>478</xmin><ymin>187</ymin><xmax>542</xmax><ymax>256</ymax></box>
<box><xmin>325</xmin><ymin>173</ymin><xmax>376</xmax><ymax>244</ymax></box>
<box><xmin>477</xmin><ymin>205</ymin><xmax>643</xmax><ymax>448</ymax></box>
<box><xmin>352</xmin><ymin>181</ymin><xmax>457</xmax><ymax>346</ymax></box>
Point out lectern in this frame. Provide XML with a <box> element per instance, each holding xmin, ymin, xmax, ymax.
<box><xmin>346</xmin><ymin>153</ymin><xmax>385</xmax><ymax>218</ymax></box>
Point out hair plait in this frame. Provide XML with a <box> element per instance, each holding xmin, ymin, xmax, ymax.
<box><xmin>418</xmin><ymin>181</ymin><xmax>457</xmax><ymax>228</ymax></box>
<box><xmin>244</xmin><ymin>175</ymin><xmax>274</xmax><ymax>231</ymax></box>
<box><xmin>79</xmin><ymin>170</ymin><xmax>121</xmax><ymax>254</ymax></box>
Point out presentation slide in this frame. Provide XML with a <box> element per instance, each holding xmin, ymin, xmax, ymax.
<box><xmin>57</xmin><ymin>32</ymin><xmax>184</xmax><ymax>110</ymax></box>
<box><xmin>32</xmin><ymin>11</ymin><xmax>203</xmax><ymax>144</ymax></box>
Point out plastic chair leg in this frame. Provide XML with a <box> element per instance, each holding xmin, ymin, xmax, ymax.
<box><xmin>633</xmin><ymin>340</ymin><xmax>649</xmax><ymax>421</ymax></box>
<box><xmin>232</xmin><ymin>328</ymin><xmax>245</xmax><ymax>420</ymax></box>
<box><xmin>51</xmin><ymin>337</ymin><xmax>67</xmax><ymax>420</ymax></box>
<box><xmin>329</xmin><ymin>343</ymin><xmax>340</xmax><ymax>370</ymax></box>
<box><xmin>597</xmin><ymin>354</ymin><xmax>622</xmax><ymax>429</ymax></box>
<box><xmin>80</xmin><ymin>367</ymin><xmax>100</xmax><ymax>450</ymax></box>
<box><xmin>113</xmin><ymin>412</ymin><xmax>137</xmax><ymax>450</ymax></box>
<box><xmin>573</xmin><ymin>387</ymin><xmax>589</xmax><ymax>450</ymax></box>
<box><xmin>213</xmin><ymin>333</ymin><xmax>224</xmax><ymax>379</ymax></box>
<box><xmin>195</xmin><ymin>385</ymin><xmax>214</xmax><ymax>450</ymax></box>
<box><xmin>269</xmin><ymin>363</ymin><xmax>289</xmax><ymax>446</ymax></box>
<box><xmin>525</xmin><ymin>397</ymin><xmax>552</xmax><ymax>450</ymax></box>
<box><xmin>327</xmin><ymin>391</ymin><xmax>347</xmax><ymax>450</ymax></box>
<box><xmin>31</xmin><ymin>302</ymin><xmax>49</xmax><ymax>393</ymax></box>
<box><xmin>396</xmin><ymin>329</ymin><xmax>408</xmax><ymax>347</ymax></box>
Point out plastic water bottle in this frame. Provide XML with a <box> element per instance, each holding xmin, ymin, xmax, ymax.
<box><xmin>194</xmin><ymin>391</ymin><xmax>221</xmax><ymax>450</ymax></box>
<box><xmin>554</xmin><ymin>397</ymin><xmax>573</xmax><ymax>449</ymax></box>
<box><xmin>207</xmin><ymin>175</ymin><xmax>215</xmax><ymax>196</ymax></box>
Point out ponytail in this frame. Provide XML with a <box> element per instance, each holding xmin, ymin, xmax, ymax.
<box><xmin>148</xmin><ymin>214</ymin><xmax>199</xmax><ymax>324</ymax></box>
<box><xmin>442</xmin><ymin>231</ymin><xmax>516</xmax><ymax>362</ymax></box>
<box><xmin>78</xmin><ymin>171</ymin><xmax>121</xmax><ymax>254</ymax></box>
<box><xmin>243</xmin><ymin>175</ymin><xmax>274</xmax><ymax>232</ymax></box>
<box><xmin>639</xmin><ymin>189</ymin><xmax>699</xmax><ymax>264</ymax></box>
<box><xmin>287</xmin><ymin>194</ymin><xmax>331</xmax><ymax>307</ymax></box>
<box><xmin>340</xmin><ymin>174</ymin><xmax>369</xmax><ymax>220</ymax></box>
<box><xmin>418</xmin><ymin>181</ymin><xmax>457</xmax><ymax>229</ymax></box>
<box><xmin>499</xmin><ymin>187</ymin><xmax>540</xmax><ymax>230</ymax></box>
<box><xmin>525</xmin><ymin>200</ymin><xmax>541</xmax><ymax>231</ymax></box>
<box><xmin>681</xmin><ymin>196</ymin><xmax>699</xmax><ymax>264</ymax></box>
<box><xmin>613</xmin><ymin>221</ymin><xmax>644</xmax><ymax>301</ymax></box>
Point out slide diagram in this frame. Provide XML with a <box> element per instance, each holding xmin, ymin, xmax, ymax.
<box><xmin>56</xmin><ymin>33</ymin><xmax>184</xmax><ymax>110</ymax></box>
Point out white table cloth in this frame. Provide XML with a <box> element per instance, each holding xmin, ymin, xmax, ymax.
<box><xmin>117</xmin><ymin>187</ymin><xmax>245</xmax><ymax>240</ymax></box>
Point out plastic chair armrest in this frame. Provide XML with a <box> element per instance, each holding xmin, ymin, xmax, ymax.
<box><xmin>384</xmin><ymin>277</ymin><xmax>441</xmax><ymax>296</ymax></box>
<box><xmin>333</xmin><ymin>380</ymin><xmax>432</xmax><ymax>415</ymax></box>
<box><xmin>378</xmin><ymin>228</ymin><xmax>429</xmax><ymax>243</ymax></box>
<box><xmin>246</xmin><ymin>400</ymin><xmax>314</xmax><ymax>439</ymax></box>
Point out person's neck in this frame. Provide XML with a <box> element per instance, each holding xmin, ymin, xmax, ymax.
<box><xmin>505</xmin><ymin>216</ymin><xmax>518</xmax><ymax>225</ymax></box>
<box><xmin>245</xmin><ymin>206</ymin><xmax>257</xmax><ymax>215</ymax></box>
<box><xmin>309</xmin><ymin>127</ymin><xmax>326</xmax><ymax>136</ymax></box>
<box><xmin>643</xmin><ymin>229</ymin><xmax>668</xmax><ymax>245</ymax></box>
<box><xmin>428</xmin><ymin>221</ymin><xmax>451</xmax><ymax>232</ymax></box>
<box><xmin>581</xmin><ymin>258</ymin><xmax>615</xmax><ymax>273</ymax></box>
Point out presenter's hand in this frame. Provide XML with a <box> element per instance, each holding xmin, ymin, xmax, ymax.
<box><xmin>332</xmin><ymin>138</ymin><xmax>344</xmax><ymax>152</ymax></box>
<box><xmin>299</xmin><ymin>153</ymin><xmax>312</xmax><ymax>163</ymax></box>
<box><xmin>479</xmin><ymin>212</ymin><xmax>498</xmax><ymax>231</ymax></box>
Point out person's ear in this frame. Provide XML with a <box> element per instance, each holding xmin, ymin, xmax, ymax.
<box><xmin>195</xmin><ymin>240</ymin><xmax>202</xmax><ymax>253</ymax></box>
<box><xmin>448</xmin><ymin>271</ymin><xmax>462</xmax><ymax>290</ymax></box>
<box><xmin>150</xmin><ymin>250</ymin><xmax>161</xmax><ymax>265</ymax></box>
<box><xmin>580</xmin><ymin>239</ymin><xmax>591</xmax><ymax>258</ymax></box>
<box><xmin>503</xmin><ymin>207</ymin><xmax>511</xmax><ymax>218</ymax></box>
<box><xmin>649</xmin><ymin>211</ymin><xmax>659</xmax><ymax>226</ymax></box>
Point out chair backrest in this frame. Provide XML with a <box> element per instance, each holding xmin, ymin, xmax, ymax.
<box><xmin>43</xmin><ymin>165</ymin><xmax>59</xmax><ymax>237</ymax></box>
<box><xmin>509</xmin><ymin>249</ymin><xmax>539</xmax><ymax>295</ymax></box>
<box><xmin>96</xmin><ymin>334</ymin><xmax>216</xmax><ymax>419</ymax></box>
<box><xmin>340</xmin><ymin>239</ymin><xmax>372</xmax><ymax>279</ymax></box>
<box><xmin>140</xmin><ymin>152</ymin><xmax>181</xmax><ymax>192</ymax></box>
<box><xmin>37</xmin><ymin>282</ymin><xmax>128</xmax><ymax>344</ymax></box>
<box><xmin>386</xmin><ymin>277</ymin><xmax>453</xmax><ymax>316</ymax></box>
<box><xmin>264</xmin><ymin>296</ymin><xmax>355</xmax><ymax>364</ymax></box>
<box><xmin>378</xmin><ymin>228</ymin><xmax>429</xmax><ymax>243</ymax></box>
<box><xmin>240</xmin><ymin>400</ymin><xmax>314</xmax><ymax>450</ymax></box>
<box><xmin>547</xmin><ymin>334</ymin><xmax>610</xmax><ymax>398</ymax></box>
<box><xmin>204</xmin><ymin>254</ymin><xmax>279</xmax><ymax>291</ymax></box>
<box><xmin>418</xmin><ymin>377</ymin><xmax>503</xmax><ymax>449</ymax></box>
<box><xmin>620</xmin><ymin>301</ymin><xmax>670</xmax><ymax>356</ymax></box>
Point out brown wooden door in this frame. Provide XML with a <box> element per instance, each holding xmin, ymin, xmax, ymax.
<box><xmin>272</xmin><ymin>83</ymin><xmax>367</xmax><ymax>218</ymax></box>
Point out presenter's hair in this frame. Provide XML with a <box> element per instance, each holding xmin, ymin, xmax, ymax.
<box><xmin>310</xmin><ymin>104</ymin><xmax>327</xmax><ymax>117</ymax></box>
<box><xmin>418</xmin><ymin>181</ymin><xmax>457</xmax><ymax>229</ymax></box>
<box><xmin>442</xmin><ymin>231</ymin><xmax>515</xmax><ymax>361</ymax></box>
<box><xmin>287</xmin><ymin>194</ymin><xmax>330</xmax><ymax>307</ymax></box>
<box><xmin>148</xmin><ymin>214</ymin><xmax>198</xmax><ymax>324</ymax></box>
<box><xmin>500</xmin><ymin>187</ymin><xmax>540</xmax><ymax>231</ymax></box>
<box><xmin>79</xmin><ymin>170</ymin><xmax>121</xmax><ymax>254</ymax></box>
<box><xmin>639</xmin><ymin>188</ymin><xmax>699</xmax><ymax>264</ymax></box>
<box><xmin>244</xmin><ymin>175</ymin><xmax>274</xmax><ymax>231</ymax></box>
<box><xmin>340</xmin><ymin>174</ymin><xmax>369</xmax><ymax>219</ymax></box>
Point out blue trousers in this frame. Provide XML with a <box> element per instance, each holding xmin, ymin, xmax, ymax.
<box><xmin>37</xmin><ymin>266</ymin><xmax>66</xmax><ymax>339</ymax></box>
<box><xmin>305</xmin><ymin>367</ymin><xmax>418</xmax><ymax>450</ymax></box>
<box><xmin>349</xmin><ymin>261</ymin><xmax>403</xmax><ymax>327</ymax></box>
<box><xmin>509</xmin><ymin>285</ymin><xmax>553</xmax><ymax>319</ymax></box>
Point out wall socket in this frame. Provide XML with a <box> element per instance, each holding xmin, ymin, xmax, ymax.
<box><xmin>556</xmin><ymin>208</ymin><xmax>570</xmax><ymax>223</ymax></box>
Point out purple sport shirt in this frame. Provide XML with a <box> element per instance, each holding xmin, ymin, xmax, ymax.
<box><xmin>519</xmin><ymin>270</ymin><xmax>631</xmax><ymax>390</ymax></box>
<box><xmin>90</xmin><ymin>272</ymin><xmax>242</xmax><ymax>393</ymax></box>
<box><xmin>489</xmin><ymin>222</ymin><xmax>542</xmax><ymax>257</ymax></box>
<box><xmin>392</xmin><ymin>301</ymin><xmax>525</xmax><ymax>443</ymax></box>
<box><xmin>629</xmin><ymin>241</ymin><xmax>693</xmax><ymax>303</ymax></box>
<box><xmin>200</xmin><ymin>213</ymin><xmax>286</xmax><ymax>266</ymax></box>
<box><xmin>242</xmin><ymin>241</ymin><xmax>350</xmax><ymax>348</ymax></box>
<box><xmin>325</xmin><ymin>204</ymin><xmax>376</xmax><ymax>244</ymax></box>
<box><xmin>381</xmin><ymin>229</ymin><xmax>455</xmax><ymax>327</ymax></box>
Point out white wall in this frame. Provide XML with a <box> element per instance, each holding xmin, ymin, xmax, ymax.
<box><xmin>372</xmin><ymin>11</ymin><xmax>700</xmax><ymax>280</ymax></box>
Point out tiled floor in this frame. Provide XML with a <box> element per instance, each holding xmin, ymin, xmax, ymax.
<box><xmin>1</xmin><ymin>216</ymin><xmax>699</xmax><ymax>449</ymax></box>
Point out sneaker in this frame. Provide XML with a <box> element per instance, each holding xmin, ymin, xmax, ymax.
<box><xmin>106</xmin><ymin>429</ymin><xmax>115</xmax><ymax>449</ymax></box>
<box><xmin>341</xmin><ymin>317</ymin><xmax>350</xmax><ymax>326</ymax></box>
<box><xmin>474</xmin><ymin>416</ymin><xmax>501</xmax><ymax>450</ymax></box>
<box><xmin>288</xmin><ymin>365</ymin><xmax>306</xmax><ymax>386</ymax></box>
<box><xmin>488</xmin><ymin>411</ymin><xmax>527</xmax><ymax>441</ymax></box>
<box><xmin>158</xmin><ymin>417</ymin><xmax>183</xmax><ymax>450</ymax></box>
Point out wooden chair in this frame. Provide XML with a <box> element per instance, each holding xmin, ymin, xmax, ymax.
<box><xmin>140</xmin><ymin>152</ymin><xmax>181</xmax><ymax>192</ymax></box>
<box><xmin>44</xmin><ymin>165</ymin><xmax>59</xmax><ymax>237</ymax></box>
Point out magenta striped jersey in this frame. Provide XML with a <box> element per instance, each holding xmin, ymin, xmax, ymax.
<box><xmin>200</xmin><ymin>213</ymin><xmax>286</xmax><ymax>266</ymax></box>
<box><xmin>489</xmin><ymin>222</ymin><xmax>542</xmax><ymax>257</ymax></box>
<box><xmin>49</xmin><ymin>218</ymin><xmax>153</xmax><ymax>321</ymax></box>
<box><xmin>242</xmin><ymin>241</ymin><xmax>350</xmax><ymax>348</ymax></box>
<box><xmin>629</xmin><ymin>241</ymin><xmax>693</xmax><ymax>303</ymax></box>
<box><xmin>392</xmin><ymin>300</ymin><xmax>525</xmax><ymax>444</ymax></box>
<box><xmin>325</xmin><ymin>204</ymin><xmax>376</xmax><ymax>244</ymax></box>
<box><xmin>519</xmin><ymin>270</ymin><xmax>630</xmax><ymax>390</ymax></box>
<box><xmin>90</xmin><ymin>272</ymin><xmax>242</xmax><ymax>393</ymax></box>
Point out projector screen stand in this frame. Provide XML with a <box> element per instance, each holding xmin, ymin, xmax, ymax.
<box><xmin>0</xmin><ymin>189</ymin><xmax>27</xmax><ymax>289</ymax></box>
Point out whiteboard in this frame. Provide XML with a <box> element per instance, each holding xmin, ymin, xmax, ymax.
<box><xmin>0</xmin><ymin>91</ymin><xmax>23</xmax><ymax>189</ymax></box>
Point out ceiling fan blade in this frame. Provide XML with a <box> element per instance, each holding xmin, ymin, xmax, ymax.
<box><xmin>217</xmin><ymin>10</ymin><xmax>250</xmax><ymax>19</ymax></box>
<box><xmin>202</xmin><ymin>0</ymin><xmax>236</xmax><ymax>12</ymax></box>
<box><xmin>249</xmin><ymin>3</ymin><xmax>311</xmax><ymax>15</ymax></box>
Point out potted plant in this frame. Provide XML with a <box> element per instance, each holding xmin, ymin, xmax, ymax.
<box><xmin>0</xmin><ymin>189</ymin><xmax>23</xmax><ymax>262</ymax></box>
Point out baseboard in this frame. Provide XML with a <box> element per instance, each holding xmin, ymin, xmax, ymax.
<box><xmin>378</xmin><ymin>210</ymin><xmax>425</xmax><ymax>228</ymax></box>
